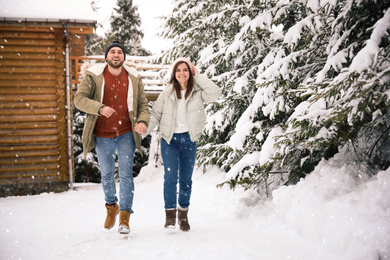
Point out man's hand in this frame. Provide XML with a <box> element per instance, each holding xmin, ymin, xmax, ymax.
<box><xmin>134</xmin><ymin>122</ymin><xmax>147</xmax><ymax>135</ymax></box>
<box><xmin>100</xmin><ymin>106</ymin><xmax>116</xmax><ymax>118</ymax></box>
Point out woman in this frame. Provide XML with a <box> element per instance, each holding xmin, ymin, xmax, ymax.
<box><xmin>147</xmin><ymin>57</ymin><xmax>221</xmax><ymax>231</ymax></box>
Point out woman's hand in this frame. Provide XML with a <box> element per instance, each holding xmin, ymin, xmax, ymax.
<box><xmin>191</xmin><ymin>64</ymin><xmax>197</xmax><ymax>76</ymax></box>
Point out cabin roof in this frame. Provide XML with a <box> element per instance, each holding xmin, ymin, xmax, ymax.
<box><xmin>0</xmin><ymin>0</ymin><xmax>97</xmax><ymax>23</ymax></box>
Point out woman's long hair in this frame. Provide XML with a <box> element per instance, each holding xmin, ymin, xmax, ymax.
<box><xmin>169</xmin><ymin>61</ymin><xmax>194</xmax><ymax>100</ymax></box>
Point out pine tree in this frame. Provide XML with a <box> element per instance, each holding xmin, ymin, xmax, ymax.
<box><xmin>110</xmin><ymin>0</ymin><xmax>150</xmax><ymax>56</ymax></box>
<box><xmin>87</xmin><ymin>0</ymin><xmax>150</xmax><ymax>56</ymax></box>
<box><xmin>278</xmin><ymin>0</ymin><xmax>390</xmax><ymax>179</ymax></box>
<box><xmin>160</xmin><ymin>0</ymin><xmax>390</xmax><ymax>194</ymax></box>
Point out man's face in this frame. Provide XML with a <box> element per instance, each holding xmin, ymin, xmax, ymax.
<box><xmin>106</xmin><ymin>47</ymin><xmax>124</xmax><ymax>69</ymax></box>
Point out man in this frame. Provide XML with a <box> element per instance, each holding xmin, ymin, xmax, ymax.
<box><xmin>74</xmin><ymin>41</ymin><xmax>149</xmax><ymax>234</ymax></box>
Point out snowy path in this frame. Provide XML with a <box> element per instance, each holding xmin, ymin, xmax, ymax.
<box><xmin>1</xmin><ymin>162</ymin><xmax>389</xmax><ymax>260</ymax></box>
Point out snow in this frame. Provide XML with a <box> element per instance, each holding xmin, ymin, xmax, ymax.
<box><xmin>1</xmin><ymin>150</ymin><xmax>389</xmax><ymax>260</ymax></box>
<box><xmin>226</xmin><ymin>127</ymin><xmax>282</xmax><ymax>180</ymax></box>
<box><xmin>227</xmin><ymin>120</ymin><xmax>258</xmax><ymax>150</ymax></box>
<box><xmin>258</xmin><ymin>127</ymin><xmax>282</xmax><ymax>165</ymax></box>
<box><xmin>225</xmin><ymin>152</ymin><xmax>261</xmax><ymax>180</ymax></box>
<box><xmin>272</xmin><ymin>155</ymin><xmax>390</xmax><ymax>260</ymax></box>
<box><xmin>349</xmin><ymin>9</ymin><xmax>390</xmax><ymax>73</ymax></box>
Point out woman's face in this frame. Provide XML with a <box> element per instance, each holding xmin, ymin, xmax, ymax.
<box><xmin>175</xmin><ymin>63</ymin><xmax>190</xmax><ymax>86</ymax></box>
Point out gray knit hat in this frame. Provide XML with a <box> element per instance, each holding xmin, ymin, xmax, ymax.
<box><xmin>105</xmin><ymin>40</ymin><xmax>126</xmax><ymax>60</ymax></box>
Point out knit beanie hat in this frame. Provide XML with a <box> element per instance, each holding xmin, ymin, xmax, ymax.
<box><xmin>105</xmin><ymin>40</ymin><xmax>126</xmax><ymax>60</ymax></box>
<box><xmin>172</xmin><ymin>57</ymin><xmax>195</xmax><ymax>75</ymax></box>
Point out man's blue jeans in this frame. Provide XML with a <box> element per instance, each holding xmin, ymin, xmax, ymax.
<box><xmin>161</xmin><ymin>132</ymin><xmax>197</xmax><ymax>210</ymax></box>
<box><xmin>95</xmin><ymin>131</ymin><xmax>135</xmax><ymax>213</ymax></box>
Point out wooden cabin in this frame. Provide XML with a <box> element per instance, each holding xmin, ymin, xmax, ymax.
<box><xmin>0</xmin><ymin>18</ymin><xmax>96</xmax><ymax>197</ymax></box>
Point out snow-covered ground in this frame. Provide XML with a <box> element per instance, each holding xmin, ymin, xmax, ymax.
<box><xmin>1</xmin><ymin>151</ymin><xmax>389</xmax><ymax>260</ymax></box>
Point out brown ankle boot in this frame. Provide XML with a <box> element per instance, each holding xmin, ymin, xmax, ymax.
<box><xmin>164</xmin><ymin>209</ymin><xmax>176</xmax><ymax>228</ymax></box>
<box><xmin>118</xmin><ymin>210</ymin><xmax>130</xmax><ymax>234</ymax></box>
<box><xmin>178</xmin><ymin>207</ymin><xmax>190</xmax><ymax>231</ymax></box>
<box><xmin>104</xmin><ymin>203</ymin><xmax>120</xmax><ymax>229</ymax></box>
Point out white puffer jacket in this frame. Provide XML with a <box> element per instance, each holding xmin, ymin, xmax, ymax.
<box><xmin>147</xmin><ymin>73</ymin><xmax>221</xmax><ymax>144</ymax></box>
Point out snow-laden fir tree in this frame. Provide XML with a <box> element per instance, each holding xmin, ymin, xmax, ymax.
<box><xmin>87</xmin><ymin>0</ymin><xmax>150</xmax><ymax>56</ymax></box>
<box><xmin>110</xmin><ymin>0</ymin><xmax>150</xmax><ymax>55</ymax></box>
<box><xmin>159</xmin><ymin>0</ymin><xmax>390</xmax><ymax>195</ymax></box>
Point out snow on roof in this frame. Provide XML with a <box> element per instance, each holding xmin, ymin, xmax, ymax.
<box><xmin>0</xmin><ymin>0</ymin><xmax>98</xmax><ymax>22</ymax></box>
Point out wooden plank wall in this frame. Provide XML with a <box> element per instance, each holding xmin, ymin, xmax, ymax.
<box><xmin>0</xmin><ymin>25</ymin><xmax>70</xmax><ymax>192</ymax></box>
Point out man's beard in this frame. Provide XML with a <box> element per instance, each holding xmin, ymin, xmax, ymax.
<box><xmin>107</xmin><ymin>59</ymin><xmax>124</xmax><ymax>69</ymax></box>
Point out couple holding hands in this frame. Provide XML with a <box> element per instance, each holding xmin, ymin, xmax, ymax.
<box><xmin>74</xmin><ymin>41</ymin><xmax>221</xmax><ymax>234</ymax></box>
